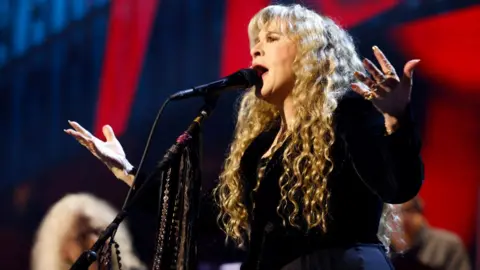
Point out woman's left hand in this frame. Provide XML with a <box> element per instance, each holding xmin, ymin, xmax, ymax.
<box><xmin>351</xmin><ymin>46</ymin><xmax>420</xmax><ymax>120</ymax></box>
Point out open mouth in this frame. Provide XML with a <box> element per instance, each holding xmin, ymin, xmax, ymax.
<box><xmin>253</xmin><ymin>65</ymin><xmax>269</xmax><ymax>77</ymax></box>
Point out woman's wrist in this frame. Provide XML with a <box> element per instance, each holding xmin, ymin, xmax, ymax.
<box><xmin>111</xmin><ymin>158</ymin><xmax>135</xmax><ymax>186</ymax></box>
<box><xmin>384</xmin><ymin>114</ymin><xmax>400</xmax><ymax>135</ymax></box>
<box><xmin>123</xmin><ymin>160</ymin><xmax>134</xmax><ymax>175</ymax></box>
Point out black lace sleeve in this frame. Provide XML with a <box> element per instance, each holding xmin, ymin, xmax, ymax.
<box><xmin>337</xmin><ymin>92</ymin><xmax>424</xmax><ymax>203</ymax></box>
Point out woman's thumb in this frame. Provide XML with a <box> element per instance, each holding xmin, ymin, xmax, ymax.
<box><xmin>102</xmin><ymin>125</ymin><xmax>116</xmax><ymax>141</ymax></box>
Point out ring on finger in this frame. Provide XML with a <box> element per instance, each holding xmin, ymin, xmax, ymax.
<box><xmin>385</xmin><ymin>70</ymin><xmax>396</xmax><ymax>77</ymax></box>
<box><xmin>364</xmin><ymin>91</ymin><xmax>375</xmax><ymax>100</ymax></box>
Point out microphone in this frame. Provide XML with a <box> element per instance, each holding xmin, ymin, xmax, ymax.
<box><xmin>169</xmin><ymin>68</ymin><xmax>262</xmax><ymax>101</ymax></box>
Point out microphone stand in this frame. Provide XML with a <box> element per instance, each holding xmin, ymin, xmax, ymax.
<box><xmin>69</xmin><ymin>97</ymin><xmax>217</xmax><ymax>270</ymax></box>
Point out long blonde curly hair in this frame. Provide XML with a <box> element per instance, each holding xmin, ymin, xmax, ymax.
<box><xmin>215</xmin><ymin>4</ymin><xmax>366</xmax><ymax>248</ymax></box>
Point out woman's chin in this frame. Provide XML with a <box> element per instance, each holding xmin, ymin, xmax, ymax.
<box><xmin>255</xmin><ymin>88</ymin><xmax>272</xmax><ymax>101</ymax></box>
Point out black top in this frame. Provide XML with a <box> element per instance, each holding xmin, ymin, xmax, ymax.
<box><xmin>129</xmin><ymin>91</ymin><xmax>424</xmax><ymax>269</ymax></box>
<box><xmin>238</xmin><ymin>91</ymin><xmax>424</xmax><ymax>269</ymax></box>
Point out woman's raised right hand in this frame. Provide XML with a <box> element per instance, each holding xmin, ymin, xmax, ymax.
<box><xmin>64</xmin><ymin>121</ymin><xmax>134</xmax><ymax>186</ymax></box>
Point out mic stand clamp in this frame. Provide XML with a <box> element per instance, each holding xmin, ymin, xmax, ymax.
<box><xmin>69</xmin><ymin>96</ymin><xmax>217</xmax><ymax>270</ymax></box>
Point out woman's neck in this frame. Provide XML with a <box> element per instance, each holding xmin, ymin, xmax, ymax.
<box><xmin>279</xmin><ymin>94</ymin><xmax>295</xmax><ymax>130</ymax></box>
<box><xmin>262</xmin><ymin>98</ymin><xmax>294</xmax><ymax>159</ymax></box>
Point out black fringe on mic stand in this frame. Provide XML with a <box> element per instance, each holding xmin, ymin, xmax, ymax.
<box><xmin>150</xmin><ymin>98</ymin><xmax>212</xmax><ymax>270</ymax></box>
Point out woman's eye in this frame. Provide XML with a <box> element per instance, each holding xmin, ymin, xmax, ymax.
<box><xmin>266</xmin><ymin>36</ymin><xmax>278</xmax><ymax>42</ymax></box>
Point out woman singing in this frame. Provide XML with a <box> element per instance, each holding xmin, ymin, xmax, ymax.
<box><xmin>65</xmin><ymin>4</ymin><xmax>423</xmax><ymax>269</ymax></box>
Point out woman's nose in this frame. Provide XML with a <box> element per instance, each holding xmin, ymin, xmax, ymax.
<box><xmin>250</xmin><ymin>43</ymin><xmax>264</xmax><ymax>58</ymax></box>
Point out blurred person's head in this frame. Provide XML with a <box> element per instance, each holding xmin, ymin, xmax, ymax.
<box><xmin>388</xmin><ymin>196</ymin><xmax>425</xmax><ymax>252</ymax></box>
<box><xmin>31</xmin><ymin>193</ymin><xmax>145</xmax><ymax>270</ymax></box>
<box><xmin>401</xmin><ymin>196</ymin><xmax>425</xmax><ymax>234</ymax></box>
<box><xmin>393</xmin><ymin>196</ymin><xmax>425</xmax><ymax>248</ymax></box>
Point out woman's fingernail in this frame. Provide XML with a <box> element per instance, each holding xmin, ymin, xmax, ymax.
<box><xmin>372</xmin><ymin>45</ymin><xmax>379</xmax><ymax>51</ymax></box>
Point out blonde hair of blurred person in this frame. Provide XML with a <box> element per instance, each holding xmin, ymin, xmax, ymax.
<box><xmin>31</xmin><ymin>193</ymin><xmax>146</xmax><ymax>270</ymax></box>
